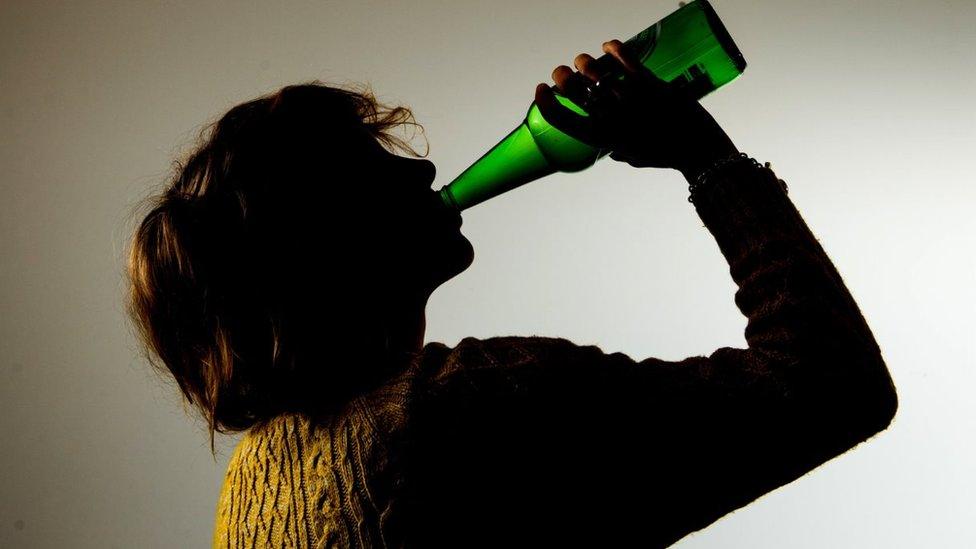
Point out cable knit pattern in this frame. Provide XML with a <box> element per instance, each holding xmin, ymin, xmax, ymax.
<box><xmin>213</xmin><ymin>367</ymin><xmax>420</xmax><ymax>549</ymax></box>
<box><xmin>212</xmin><ymin>160</ymin><xmax>896</xmax><ymax>548</ymax></box>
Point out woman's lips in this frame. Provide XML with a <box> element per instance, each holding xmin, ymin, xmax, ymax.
<box><xmin>427</xmin><ymin>190</ymin><xmax>462</xmax><ymax>228</ymax></box>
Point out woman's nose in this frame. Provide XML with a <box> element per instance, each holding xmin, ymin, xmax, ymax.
<box><xmin>381</xmin><ymin>155</ymin><xmax>437</xmax><ymax>199</ymax></box>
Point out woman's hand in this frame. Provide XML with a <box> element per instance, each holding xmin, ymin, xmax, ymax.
<box><xmin>535</xmin><ymin>39</ymin><xmax>739</xmax><ymax>179</ymax></box>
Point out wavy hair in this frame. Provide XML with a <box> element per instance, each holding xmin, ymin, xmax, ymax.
<box><xmin>125</xmin><ymin>80</ymin><xmax>428</xmax><ymax>457</ymax></box>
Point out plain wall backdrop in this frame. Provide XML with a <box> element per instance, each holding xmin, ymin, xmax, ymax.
<box><xmin>2</xmin><ymin>0</ymin><xmax>974</xmax><ymax>546</ymax></box>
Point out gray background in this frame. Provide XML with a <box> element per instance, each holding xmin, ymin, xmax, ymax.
<box><xmin>2</xmin><ymin>0</ymin><xmax>973</xmax><ymax>546</ymax></box>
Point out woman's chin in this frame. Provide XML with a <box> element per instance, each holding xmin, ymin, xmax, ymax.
<box><xmin>455</xmin><ymin>232</ymin><xmax>474</xmax><ymax>270</ymax></box>
<box><xmin>430</xmin><ymin>231</ymin><xmax>474</xmax><ymax>286</ymax></box>
<box><xmin>446</xmin><ymin>230</ymin><xmax>474</xmax><ymax>272</ymax></box>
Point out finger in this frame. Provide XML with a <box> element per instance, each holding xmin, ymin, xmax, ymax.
<box><xmin>574</xmin><ymin>53</ymin><xmax>606</xmax><ymax>82</ymax></box>
<box><xmin>609</xmin><ymin>150</ymin><xmax>655</xmax><ymax>168</ymax></box>
<box><xmin>534</xmin><ymin>83</ymin><xmax>594</xmax><ymax>142</ymax></box>
<box><xmin>602</xmin><ymin>39</ymin><xmax>642</xmax><ymax>74</ymax></box>
<box><xmin>576</xmin><ymin>51</ymin><xmax>630</xmax><ymax>105</ymax></box>
<box><xmin>552</xmin><ymin>65</ymin><xmax>590</xmax><ymax>103</ymax></box>
<box><xmin>601</xmin><ymin>39</ymin><xmax>671</xmax><ymax>93</ymax></box>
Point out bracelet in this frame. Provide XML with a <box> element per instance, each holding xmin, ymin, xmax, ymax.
<box><xmin>686</xmin><ymin>153</ymin><xmax>790</xmax><ymax>203</ymax></box>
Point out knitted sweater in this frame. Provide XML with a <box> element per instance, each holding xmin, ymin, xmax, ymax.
<box><xmin>212</xmin><ymin>159</ymin><xmax>897</xmax><ymax>548</ymax></box>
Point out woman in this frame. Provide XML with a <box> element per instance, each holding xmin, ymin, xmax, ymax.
<box><xmin>126</xmin><ymin>40</ymin><xmax>897</xmax><ymax>548</ymax></box>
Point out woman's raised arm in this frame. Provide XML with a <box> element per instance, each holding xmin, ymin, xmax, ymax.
<box><xmin>400</xmin><ymin>39</ymin><xmax>896</xmax><ymax>548</ymax></box>
<box><xmin>410</xmin><ymin>158</ymin><xmax>897</xmax><ymax>547</ymax></box>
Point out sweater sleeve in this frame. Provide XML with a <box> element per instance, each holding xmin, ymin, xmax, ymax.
<box><xmin>411</xmin><ymin>159</ymin><xmax>898</xmax><ymax>548</ymax></box>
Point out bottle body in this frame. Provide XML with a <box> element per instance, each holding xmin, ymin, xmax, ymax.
<box><xmin>439</xmin><ymin>0</ymin><xmax>746</xmax><ymax>212</ymax></box>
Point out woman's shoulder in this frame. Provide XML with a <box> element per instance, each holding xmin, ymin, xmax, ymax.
<box><xmin>417</xmin><ymin>335</ymin><xmax>623</xmax><ymax>391</ymax></box>
<box><xmin>420</xmin><ymin>335</ymin><xmax>588</xmax><ymax>377</ymax></box>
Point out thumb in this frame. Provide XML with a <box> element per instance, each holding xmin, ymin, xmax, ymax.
<box><xmin>609</xmin><ymin>150</ymin><xmax>657</xmax><ymax>168</ymax></box>
<box><xmin>534</xmin><ymin>83</ymin><xmax>591</xmax><ymax>143</ymax></box>
<box><xmin>534</xmin><ymin>83</ymin><xmax>556</xmax><ymax>117</ymax></box>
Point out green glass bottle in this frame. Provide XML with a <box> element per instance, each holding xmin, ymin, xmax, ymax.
<box><xmin>438</xmin><ymin>0</ymin><xmax>746</xmax><ymax>212</ymax></box>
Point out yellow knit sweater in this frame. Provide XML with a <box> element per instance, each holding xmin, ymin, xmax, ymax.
<box><xmin>212</xmin><ymin>160</ymin><xmax>897</xmax><ymax>548</ymax></box>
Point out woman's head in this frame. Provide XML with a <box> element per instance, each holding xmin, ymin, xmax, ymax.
<box><xmin>125</xmin><ymin>81</ymin><xmax>473</xmax><ymax>455</ymax></box>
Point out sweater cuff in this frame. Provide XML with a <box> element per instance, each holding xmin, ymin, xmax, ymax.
<box><xmin>690</xmin><ymin>157</ymin><xmax>814</xmax><ymax>263</ymax></box>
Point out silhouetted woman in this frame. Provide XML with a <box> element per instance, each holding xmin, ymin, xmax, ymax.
<box><xmin>126</xmin><ymin>40</ymin><xmax>897</xmax><ymax>548</ymax></box>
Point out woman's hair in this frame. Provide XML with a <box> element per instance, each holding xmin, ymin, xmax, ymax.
<box><xmin>125</xmin><ymin>80</ymin><xmax>428</xmax><ymax>456</ymax></box>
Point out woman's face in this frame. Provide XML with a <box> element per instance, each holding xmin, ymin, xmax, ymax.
<box><xmin>359</xmin><ymin>134</ymin><xmax>474</xmax><ymax>297</ymax></box>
